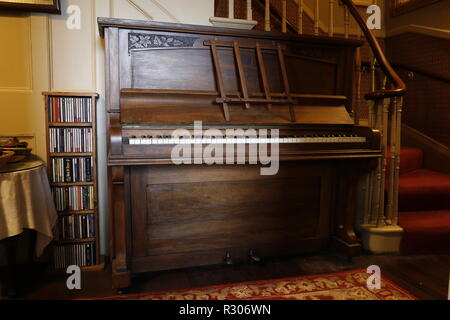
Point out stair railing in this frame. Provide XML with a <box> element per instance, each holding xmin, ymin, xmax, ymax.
<box><xmin>341</xmin><ymin>0</ymin><xmax>406</xmax><ymax>228</ymax></box>
<box><xmin>218</xmin><ymin>0</ymin><xmax>406</xmax><ymax>228</ymax></box>
<box><xmin>257</xmin><ymin>0</ymin><xmax>407</xmax><ymax>228</ymax></box>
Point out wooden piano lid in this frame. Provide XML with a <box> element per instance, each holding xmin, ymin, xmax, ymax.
<box><xmin>97</xmin><ymin>17</ymin><xmax>363</xmax><ymax>48</ymax></box>
<box><xmin>120</xmin><ymin>89</ymin><xmax>354</xmax><ymax>126</ymax></box>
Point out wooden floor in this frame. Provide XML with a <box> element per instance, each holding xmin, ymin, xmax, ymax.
<box><xmin>3</xmin><ymin>251</ymin><xmax>450</xmax><ymax>300</ymax></box>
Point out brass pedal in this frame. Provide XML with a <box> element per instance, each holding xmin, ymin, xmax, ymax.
<box><xmin>248</xmin><ymin>250</ymin><xmax>261</xmax><ymax>263</ymax></box>
<box><xmin>224</xmin><ymin>252</ymin><xmax>233</xmax><ymax>265</ymax></box>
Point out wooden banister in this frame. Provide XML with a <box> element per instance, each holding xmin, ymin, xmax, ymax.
<box><xmin>341</xmin><ymin>0</ymin><xmax>406</xmax><ymax>100</ymax></box>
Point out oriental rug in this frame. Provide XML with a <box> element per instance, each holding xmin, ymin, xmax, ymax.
<box><xmin>98</xmin><ymin>269</ymin><xmax>417</xmax><ymax>300</ymax></box>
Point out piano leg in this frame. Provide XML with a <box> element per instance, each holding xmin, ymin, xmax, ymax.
<box><xmin>110</xmin><ymin>166</ymin><xmax>131</xmax><ymax>289</ymax></box>
<box><xmin>332</xmin><ymin>159</ymin><xmax>372</xmax><ymax>258</ymax></box>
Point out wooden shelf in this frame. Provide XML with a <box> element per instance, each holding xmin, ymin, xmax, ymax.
<box><xmin>51</xmin><ymin>182</ymin><xmax>94</xmax><ymax>187</ymax></box>
<box><xmin>54</xmin><ymin>238</ymin><xmax>96</xmax><ymax>244</ymax></box>
<box><xmin>50</xmin><ymin>262</ymin><xmax>105</xmax><ymax>273</ymax></box>
<box><xmin>49</xmin><ymin>122</ymin><xmax>92</xmax><ymax>127</ymax></box>
<box><xmin>57</xmin><ymin>210</ymin><xmax>95</xmax><ymax>216</ymax></box>
<box><xmin>42</xmin><ymin>91</ymin><xmax>99</xmax><ymax>97</ymax></box>
<box><xmin>44</xmin><ymin>92</ymin><xmax>100</xmax><ymax>270</ymax></box>
<box><xmin>49</xmin><ymin>153</ymin><xmax>93</xmax><ymax>157</ymax></box>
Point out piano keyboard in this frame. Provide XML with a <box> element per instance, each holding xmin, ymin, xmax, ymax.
<box><xmin>127</xmin><ymin>135</ymin><xmax>367</xmax><ymax>145</ymax></box>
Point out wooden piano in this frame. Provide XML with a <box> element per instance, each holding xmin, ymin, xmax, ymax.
<box><xmin>98</xmin><ymin>18</ymin><xmax>381</xmax><ymax>289</ymax></box>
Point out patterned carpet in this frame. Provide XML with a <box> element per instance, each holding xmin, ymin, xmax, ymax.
<box><xmin>98</xmin><ymin>269</ymin><xmax>417</xmax><ymax>300</ymax></box>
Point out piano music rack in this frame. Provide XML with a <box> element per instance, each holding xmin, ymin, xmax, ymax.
<box><xmin>204</xmin><ymin>40</ymin><xmax>296</xmax><ymax>122</ymax></box>
<box><xmin>43</xmin><ymin>91</ymin><xmax>104</xmax><ymax>272</ymax></box>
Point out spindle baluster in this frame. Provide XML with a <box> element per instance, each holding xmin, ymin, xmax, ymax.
<box><xmin>228</xmin><ymin>0</ymin><xmax>234</xmax><ymax>19</ymax></box>
<box><xmin>265</xmin><ymin>0</ymin><xmax>270</xmax><ymax>31</ymax></box>
<box><xmin>344</xmin><ymin>5</ymin><xmax>350</xmax><ymax>38</ymax></box>
<box><xmin>328</xmin><ymin>0</ymin><xmax>334</xmax><ymax>37</ymax></box>
<box><xmin>392</xmin><ymin>97</ymin><xmax>403</xmax><ymax>226</ymax></box>
<box><xmin>247</xmin><ymin>0</ymin><xmax>252</xmax><ymax>20</ymax></box>
<box><xmin>298</xmin><ymin>0</ymin><xmax>303</xmax><ymax>34</ymax></box>
<box><xmin>314</xmin><ymin>0</ymin><xmax>319</xmax><ymax>35</ymax></box>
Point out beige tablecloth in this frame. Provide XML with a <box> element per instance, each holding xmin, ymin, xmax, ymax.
<box><xmin>0</xmin><ymin>161</ymin><xmax>57</xmax><ymax>257</ymax></box>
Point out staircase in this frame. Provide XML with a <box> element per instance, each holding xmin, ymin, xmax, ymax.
<box><xmin>394</xmin><ymin>147</ymin><xmax>450</xmax><ymax>254</ymax></box>
<box><xmin>215</xmin><ymin>0</ymin><xmax>433</xmax><ymax>254</ymax></box>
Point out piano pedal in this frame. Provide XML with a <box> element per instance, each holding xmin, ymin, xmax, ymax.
<box><xmin>224</xmin><ymin>252</ymin><xmax>233</xmax><ymax>265</ymax></box>
<box><xmin>248</xmin><ymin>250</ymin><xmax>262</xmax><ymax>263</ymax></box>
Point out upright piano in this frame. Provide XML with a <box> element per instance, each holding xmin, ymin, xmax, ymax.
<box><xmin>98</xmin><ymin>18</ymin><xmax>381</xmax><ymax>289</ymax></box>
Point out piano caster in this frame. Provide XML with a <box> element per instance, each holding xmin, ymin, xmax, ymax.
<box><xmin>224</xmin><ymin>252</ymin><xmax>233</xmax><ymax>265</ymax></box>
<box><xmin>248</xmin><ymin>250</ymin><xmax>261</xmax><ymax>263</ymax></box>
<box><xmin>117</xmin><ymin>288</ymin><xmax>129</xmax><ymax>295</ymax></box>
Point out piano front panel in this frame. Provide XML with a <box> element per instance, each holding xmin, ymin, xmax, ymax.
<box><xmin>128</xmin><ymin>42</ymin><xmax>341</xmax><ymax>95</ymax></box>
<box><xmin>129</xmin><ymin>163</ymin><xmax>332</xmax><ymax>272</ymax></box>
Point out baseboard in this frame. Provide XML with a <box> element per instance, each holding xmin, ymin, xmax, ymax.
<box><xmin>357</xmin><ymin>224</ymin><xmax>404</xmax><ymax>254</ymax></box>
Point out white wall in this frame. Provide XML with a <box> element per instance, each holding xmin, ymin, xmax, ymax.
<box><xmin>0</xmin><ymin>0</ymin><xmax>213</xmax><ymax>257</ymax></box>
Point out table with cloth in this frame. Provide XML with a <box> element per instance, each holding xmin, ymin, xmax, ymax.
<box><xmin>0</xmin><ymin>158</ymin><xmax>57</xmax><ymax>298</ymax></box>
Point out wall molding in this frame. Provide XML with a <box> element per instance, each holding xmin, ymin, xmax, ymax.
<box><xmin>0</xmin><ymin>87</ymin><xmax>33</xmax><ymax>92</ymax></box>
<box><xmin>127</xmin><ymin>0</ymin><xmax>154</xmax><ymax>21</ymax></box>
<box><xmin>149</xmin><ymin>0</ymin><xmax>180</xmax><ymax>23</ymax></box>
<box><xmin>47</xmin><ymin>15</ymin><xmax>54</xmax><ymax>91</ymax></box>
<box><xmin>387</xmin><ymin>24</ymin><xmax>450</xmax><ymax>39</ymax></box>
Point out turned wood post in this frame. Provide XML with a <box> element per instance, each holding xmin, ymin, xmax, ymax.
<box><xmin>314</xmin><ymin>0</ymin><xmax>319</xmax><ymax>35</ymax></box>
<box><xmin>354</xmin><ymin>47</ymin><xmax>361</xmax><ymax>125</ymax></box>
<box><xmin>377</xmin><ymin>98</ymin><xmax>390</xmax><ymax>227</ymax></box>
<box><xmin>386</xmin><ymin>97</ymin><xmax>397</xmax><ymax>225</ymax></box>
<box><xmin>370</xmin><ymin>99</ymin><xmax>382</xmax><ymax>225</ymax></box>
<box><xmin>298</xmin><ymin>0</ymin><xmax>303</xmax><ymax>34</ymax></box>
<box><xmin>229</xmin><ymin>0</ymin><xmax>234</xmax><ymax>19</ymax></box>
<box><xmin>328</xmin><ymin>0</ymin><xmax>334</xmax><ymax>37</ymax></box>
<box><xmin>392</xmin><ymin>97</ymin><xmax>403</xmax><ymax>226</ymax></box>
<box><xmin>265</xmin><ymin>0</ymin><xmax>270</xmax><ymax>31</ymax></box>
<box><xmin>344</xmin><ymin>5</ymin><xmax>350</xmax><ymax>38</ymax></box>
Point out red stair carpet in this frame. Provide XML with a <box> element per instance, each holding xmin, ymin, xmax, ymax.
<box><xmin>92</xmin><ymin>269</ymin><xmax>416</xmax><ymax>300</ymax></box>
<box><xmin>394</xmin><ymin>147</ymin><xmax>450</xmax><ymax>254</ymax></box>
